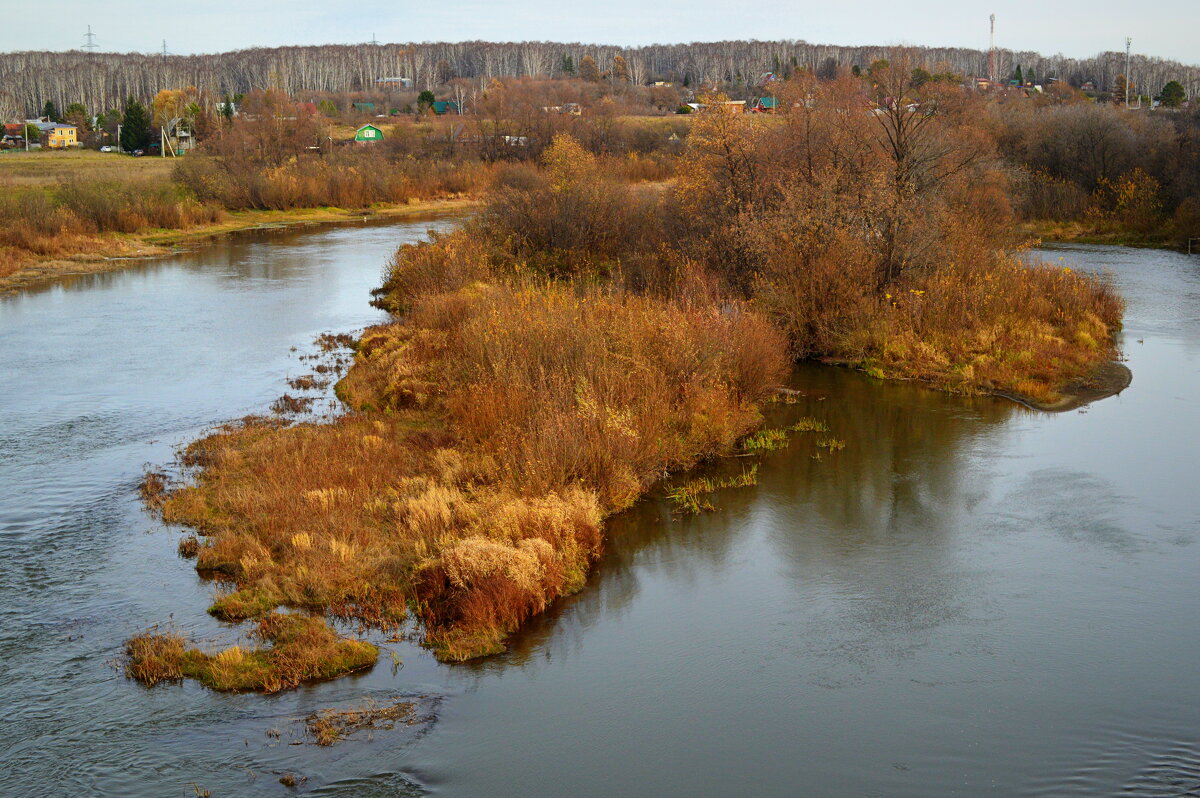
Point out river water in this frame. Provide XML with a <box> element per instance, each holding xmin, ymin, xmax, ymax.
<box><xmin>1</xmin><ymin>229</ymin><xmax>1198</xmax><ymax>797</ymax></box>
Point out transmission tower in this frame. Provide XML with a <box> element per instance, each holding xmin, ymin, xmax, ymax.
<box><xmin>82</xmin><ymin>25</ymin><xmax>98</xmax><ymax>51</ymax></box>
<box><xmin>161</xmin><ymin>39</ymin><xmax>171</xmax><ymax>57</ymax></box>
<box><xmin>369</xmin><ymin>32</ymin><xmax>381</xmax><ymax>46</ymax></box>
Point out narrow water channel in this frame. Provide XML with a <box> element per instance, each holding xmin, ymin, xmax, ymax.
<box><xmin>1</xmin><ymin>232</ymin><xmax>1197</xmax><ymax>797</ymax></box>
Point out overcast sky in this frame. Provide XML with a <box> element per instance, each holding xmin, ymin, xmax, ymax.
<box><xmin>3</xmin><ymin>0</ymin><xmax>1196</xmax><ymax>65</ymax></box>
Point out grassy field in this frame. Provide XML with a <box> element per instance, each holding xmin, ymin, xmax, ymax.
<box><xmin>0</xmin><ymin>149</ymin><xmax>176</xmax><ymax>186</ymax></box>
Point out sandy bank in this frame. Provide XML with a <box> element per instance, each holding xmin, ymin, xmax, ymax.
<box><xmin>996</xmin><ymin>360</ymin><xmax>1132</xmax><ymax>412</ymax></box>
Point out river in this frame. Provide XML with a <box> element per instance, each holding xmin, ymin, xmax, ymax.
<box><xmin>0</xmin><ymin>226</ymin><xmax>1197</xmax><ymax>797</ymax></box>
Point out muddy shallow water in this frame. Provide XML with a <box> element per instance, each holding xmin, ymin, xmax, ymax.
<box><xmin>1</xmin><ymin>232</ymin><xmax>1198</xmax><ymax>797</ymax></box>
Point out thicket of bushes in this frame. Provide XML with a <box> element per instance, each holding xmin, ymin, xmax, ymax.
<box><xmin>994</xmin><ymin>99</ymin><xmax>1200</xmax><ymax>244</ymax></box>
<box><xmin>172</xmin><ymin>150</ymin><xmax>490</xmax><ymax>211</ymax></box>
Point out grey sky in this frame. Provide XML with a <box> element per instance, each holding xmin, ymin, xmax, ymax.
<box><xmin>4</xmin><ymin>0</ymin><xmax>1196</xmax><ymax>65</ymax></box>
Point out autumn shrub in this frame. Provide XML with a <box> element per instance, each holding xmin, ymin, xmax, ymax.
<box><xmin>1088</xmin><ymin>168</ymin><xmax>1165</xmax><ymax>234</ymax></box>
<box><xmin>1014</xmin><ymin>168</ymin><xmax>1091</xmax><ymax>221</ymax></box>
<box><xmin>477</xmin><ymin>134</ymin><xmax>664</xmax><ymax>275</ymax></box>
<box><xmin>1171</xmin><ymin>197</ymin><xmax>1200</xmax><ymax>246</ymax></box>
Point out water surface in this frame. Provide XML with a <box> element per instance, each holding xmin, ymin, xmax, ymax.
<box><xmin>1</xmin><ymin>238</ymin><xmax>1197</xmax><ymax>796</ymax></box>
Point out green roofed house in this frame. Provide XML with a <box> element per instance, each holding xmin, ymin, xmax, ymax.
<box><xmin>355</xmin><ymin>124</ymin><xmax>384</xmax><ymax>142</ymax></box>
<box><xmin>430</xmin><ymin>100</ymin><xmax>460</xmax><ymax>115</ymax></box>
<box><xmin>352</xmin><ymin>102</ymin><xmax>376</xmax><ymax>114</ymax></box>
<box><xmin>749</xmin><ymin>97</ymin><xmax>780</xmax><ymax>113</ymax></box>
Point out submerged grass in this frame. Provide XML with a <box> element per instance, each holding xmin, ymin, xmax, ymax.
<box><xmin>306</xmin><ymin>697</ymin><xmax>417</xmax><ymax>746</ymax></box>
<box><xmin>667</xmin><ymin>465</ymin><xmax>759</xmax><ymax>515</ymax></box>
<box><xmin>740</xmin><ymin>428</ymin><xmax>790</xmax><ymax>452</ymax></box>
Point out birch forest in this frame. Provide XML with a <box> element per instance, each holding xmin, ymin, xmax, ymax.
<box><xmin>1</xmin><ymin>40</ymin><xmax>1197</xmax><ymax>117</ymax></box>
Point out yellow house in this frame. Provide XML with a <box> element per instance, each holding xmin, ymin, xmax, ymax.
<box><xmin>45</xmin><ymin>125</ymin><xmax>79</xmax><ymax>148</ymax></box>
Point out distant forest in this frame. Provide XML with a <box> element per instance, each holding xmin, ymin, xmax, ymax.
<box><xmin>1</xmin><ymin>40</ymin><xmax>1197</xmax><ymax>116</ymax></box>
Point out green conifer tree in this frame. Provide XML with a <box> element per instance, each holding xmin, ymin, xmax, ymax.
<box><xmin>120</xmin><ymin>98</ymin><xmax>151</xmax><ymax>152</ymax></box>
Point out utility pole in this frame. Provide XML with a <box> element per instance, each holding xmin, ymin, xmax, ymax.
<box><xmin>83</xmin><ymin>25</ymin><xmax>98</xmax><ymax>51</ymax></box>
<box><xmin>1125</xmin><ymin>37</ymin><xmax>1132</xmax><ymax>109</ymax></box>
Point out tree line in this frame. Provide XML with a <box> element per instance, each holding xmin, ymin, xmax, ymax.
<box><xmin>1</xmin><ymin>40</ymin><xmax>1196</xmax><ymax>119</ymax></box>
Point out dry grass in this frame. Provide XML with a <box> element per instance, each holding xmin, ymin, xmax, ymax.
<box><xmin>0</xmin><ymin>150</ymin><xmax>174</xmax><ymax>186</ymax></box>
<box><xmin>0</xmin><ymin>179</ymin><xmax>224</xmax><ymax>274</ymax></box>
<box><xmin>124</xmin><ymin>614</ymin><xmax>377</xmax><ymax>692</ymax></box>
<box><xmin>154</xmin><ymin>263</ymin><xmax>787</xmax><ymax>663</ymax></box>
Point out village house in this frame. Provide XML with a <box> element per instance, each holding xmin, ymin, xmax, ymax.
<box><xmin>40</xmin><ymin>123</ymin><xmax>79</xmax><ymax>148</ymax></box>
<box><xmin>430</xmin><ymin>100</ymin><xmax>460</xmax><ymax>115</ymax></box>
<box><xmin>2</xmin><ymin>122</ymin><xmax>26</xmax><ymax>146</ymax></box>
<box><xmin>355</xmin><ymin>123</ymin><xmax>383</xmax><ymax>142</ymax></box>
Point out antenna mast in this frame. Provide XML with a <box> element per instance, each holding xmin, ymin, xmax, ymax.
<box><xmin>83</xmin><ymin>25</ymin><xmax>98</xmax><ymax>51</ymax></box>
<box><xmin>1124</xmin><ymin>37</ymin><xmax>1132</xmax><ymax>108</ymax></box>
<box><xmin>988</xmin><ymin>14</ymin><xmax>996</xmax><ymax>84</ymax></box>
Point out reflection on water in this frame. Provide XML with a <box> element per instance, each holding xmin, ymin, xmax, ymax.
<box><xmin>1</xmin><ymin>239</ymin><xmax>1199</xmax><ymax>797</ymax></box>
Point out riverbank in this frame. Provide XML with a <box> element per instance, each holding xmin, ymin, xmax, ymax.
<box><xmin>0</xmin><ymin>197</ymin><xmax>478</xmax><ymax>295</ymax></box>
<box><xmin>1018</xmin><ymin>220</ymin><xmax>1183</xmax><ymax>250</ymax></box>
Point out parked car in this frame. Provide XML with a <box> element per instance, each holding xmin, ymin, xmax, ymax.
<box><xmin>131</xmin><ymin>149</ymin><xmax>144</xmax><ymax>157</ymax></box>
<box><xmin>99</xmin><ymin>145</ymin><xmax>114</xmax><ymax>152</ymax></box>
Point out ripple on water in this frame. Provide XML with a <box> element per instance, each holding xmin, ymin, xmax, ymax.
<box><xmin>1023</xmin><ymin>727</ymin><xmax>1200</xmax><ymax>797</ymax></box>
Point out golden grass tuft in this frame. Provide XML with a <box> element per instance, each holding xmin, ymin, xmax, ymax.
<box><xmin>125</xmin><ymin>614</ymin><xmax>377</xmax><ymax>692</ymax></box>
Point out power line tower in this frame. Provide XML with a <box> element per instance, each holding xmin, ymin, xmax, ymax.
<box><xmin>82</xmin><ymin>25</ymin><xmax>98</xmax><ymax>51</ymax></box>
<box><xmin>988</xmin><ymin>14</ymin><xmax>997</xmax><ymax>84</ymax></box>
<box><xmin>369</xmin><ymin>32</ymin><xmax>381</xmax><ymax>46</ymax></box>
<box><xmin>161</xmin><ymin>39</ymin><xmax>171</xmax><ymax>58</ymax></box>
